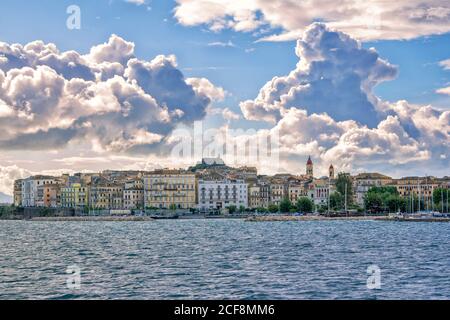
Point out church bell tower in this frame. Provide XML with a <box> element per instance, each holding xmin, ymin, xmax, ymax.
<box><xmin>306</xmin><ymin>156</ymin><xmax>313</xmax><ymax>178</ymax></box>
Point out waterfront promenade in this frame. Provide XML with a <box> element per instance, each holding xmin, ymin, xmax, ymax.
<box><xmin>246</xmin><ymin>215</ymin><xmax>450</xmax><ymax>223</ymax></box>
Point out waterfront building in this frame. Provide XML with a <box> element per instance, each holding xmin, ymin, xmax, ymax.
<box><xmin>36</xmin><ymin>184</ymin><xmax>61</xmax><ymax>208</ymax></box>
<box><xmin>123</xmin><ymin>179</ymin><xmax>144</xmax><ymax>210</ymax></box>
<box><xmin>248</xmin><ymin>185</ymin><xmax>261</xmax><ymax>208</ymax></box>
<box><xmin>144</xmin><ymin>170</ymin><xmax>197</xmax><ymax>209</ymax></box>
<box><xmin>198</xmin><ymin>179</ymin><xmax>248</xmax><ymax>211</ymax></box>
<box><xmin>269</xmin><ymin>181</ymin><xmax>286</xmax><ymax>206</ymax></box>
<box><xmin>288</xmin><ymin>183</ymin><xmax>306</xmax><ymax>204</ymax></box>
<box><xmin>60</xmin><ymin>183</ymin><xmax>89</xmax><ymax>209</ymax></box>
<box><xmin>89</xmin><ymin>184</ymin><xmax>123</xmax><ymax>210</ymax></box>
<box><xmin>13</xmin><ymin>179</ymin><xmax>23</xmax><ymax>206</ymax></box>
<box><xmin>353</xmin><ymin>173</ymin><xmax>392</xmax><ymax>206</ymax></box>
<box><xmin>391</xmin><ymin>176</ymin><xmax>441</xmax><ymax>210</ymax></box>
<box><xmin>312</xmin><ymin>178</ymin><xmax>333</xmax><ymax>206</ymax></box>
<box><xmin>21</xmin><ymin>176</ymin><xmax>59</xmax><ymax>207</ymax></box>
<box><xmin>248</xmin><ymin>181</ymin><xmax>270</xmax><ymax>209</ymax></box>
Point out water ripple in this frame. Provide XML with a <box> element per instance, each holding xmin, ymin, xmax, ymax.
<box><xmin>0</xmin><ymin>220</ymin><xmax>449</xmax><ymax>299</ymax></box>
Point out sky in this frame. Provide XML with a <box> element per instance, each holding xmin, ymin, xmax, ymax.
<box><xmin>0</xmin><ymin>0</ymin><xmax>449</xmax><ymax>195</ymax></box>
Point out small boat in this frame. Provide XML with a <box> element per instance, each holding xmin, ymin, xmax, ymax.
<box><xmin>150</xmin><ymin>214</ymin><xmax>179</xmax><ymax>220</ymax></box>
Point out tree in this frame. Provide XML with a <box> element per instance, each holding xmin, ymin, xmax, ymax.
<box><xmin>365</xmin><ymin>186</ymin><xmax>403</xmax><ymax>213</ymax></box>
<box><xmin>296</xmin><ymin>197</ymin><xmax>314</xmax><ymax>213</ymax></box>
<box><xmin>364</xmin><ymin>192</ymin><xmax>383</xmax><ymax>213</ymax></box>
<box><xmin>329</xmin><ymin>192</ymin><xmax>344</xmax><ymax>210</ymax></box>
<box><xmin>227</xmin><ymin>205</ymin><xmax>237</xmax><ymax>214</ymax></box>
<box><xmin>433</xmin><ymin>188</ymin><xmax>449</xmax><ymax>212</ymax></box>
<box><xmin>169</xmin><ymin>204</ymin><xmax>177</xmax><ymax>211</ymax></box>
<box><xmin>239</xmin><ymin>205</ymin><xmax>246</xmax><ymax>213</ymax></box>
<box><xmin>385</xmin><ymin>195</ymin><xmax>403</xmax><ymax>213</ymax></box>
<box><xmin>268</xmin><ymin>204</ymin><xmax>279</xmax><ymax>213</ymax></box>
<box><xmin>335</xmin><ymin>172</ymin><xmax>353</xmax><ymax>207</ymax></box>
<box><xmin>279</xmin><ymin>198</ymin><xmax>292</xmax><ymax>213</ymax></box>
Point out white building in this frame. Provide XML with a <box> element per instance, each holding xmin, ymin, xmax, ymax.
<box><xmin>198</xmin><ymin>179</ymin><xmax>248</xmax><ymax>211</ymax></box>
<box><xmin>21</xmin><ymin>176</ymin><xmax>59</xmax><ymax>207</ymax></box>
<box><xmin>123</xmin><ymin>179</ymin><xmax>144</xmax><ymax>210</ymax></box>
<box><xmin>313</xmin><ymin>185</ymin><xmax>330</xmax><ymax>206</ymax></box>
<box><xmin>200</xmin><ymin>157</ymin><xmax>225</xmax><ymax>166</ymax></box>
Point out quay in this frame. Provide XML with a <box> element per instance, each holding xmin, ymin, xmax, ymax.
<box><xmin>29</xmin><ymin>216</ymin><xmax>154</xmax><ymax>222</ymax></box>
<box><xmin>245</xmin><ymin>215</ymin><xmax>450</xmax><ymax>222</ymax></box>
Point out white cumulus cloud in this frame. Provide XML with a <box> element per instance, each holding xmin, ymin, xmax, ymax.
<box><xmin>174</xmin><ymin>0</ymin><xmax>450</xmax><ymax>42</ymax></box>
<box><xmin>238</xmin><ymin>23</ymin><xmax>449</xmax><ymax>177</ymax></box>
<box><xmin>0</xmin><ymin>35</ymin><xmax>225</xmax><ymax>153</ymax></box>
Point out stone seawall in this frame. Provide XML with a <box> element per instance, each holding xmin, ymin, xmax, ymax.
<box><xmin>246</xmin><ymin>215</ymin><xmax>450</xmax><ymax>222</ymax></box>
<box><xmin>29</xmin><ymin>216</ymin><xmax>154</xmax><ymax>222</ymax></box>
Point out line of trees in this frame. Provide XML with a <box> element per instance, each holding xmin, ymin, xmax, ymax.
<box><xmin>254</xmin><ymin>197</ymin><xmax>315</xmax><ymax>214</ymax></box>
<box><xmin>364</xmin><ymin>186</ymin><xmax>449</xmax><ymax>213</ymax></box>
<box><xmin>433</xmin><ymin>188</ymin><xmax>449</xmax><ymax>212</ymax></box>
<box><xmin>364</xmin><ymin>186</ymin><xmax>405</xmax><ymax>213</ymax></box>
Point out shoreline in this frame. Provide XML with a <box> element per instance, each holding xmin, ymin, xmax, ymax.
<box><xmin>27</xmin><ymin>216</ymin><xmax>154</xmax><ymax>222</ymax></box>
<box><xmin>1</xmin><ymin>214</ymin><xmax>449</xmax><ymax>223</ymax></box>
<box><xmin>245</xmin><ymin>215</ymin><xmax>385</xmax><ymax>222</ymax></box>
<box><xmin>245</xmin><ymin>215</ymin><xmax>450</xmax><ymax>223</ymax></box>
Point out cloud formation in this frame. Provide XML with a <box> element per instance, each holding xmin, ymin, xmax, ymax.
<box><xmin>174</xmin><ymin>0</ymin><xmax>450</xmax><ymax>41</ymax></box>
<box><xmin>437</xmin><ymin>87</ymin><xmax>450</xmax><ymax>95</ymax></box>
<box><xmin>440</xmin><ymin>59</ymin><xmax>450</xmax><ymax>70</ymax></box>
<box><xmin>0</xmin><ymin>23</ymin><xmax>448</xmax><ymax>195</ymax></box>
<box><xmin>0</xmin><ymin>35</ymin><xmax>224</xmax><ymax>153</ymax></box>
<box><xmin>437</xmin><ymin>58</ymin><xmax>450</xmax><ymax>95</ymax></box>
<box><xmin>0</xmin><ymin>165</ymin><xmax>30</xmax><ymax>195</ymax></box>
<box><xmin>241</xmin><ymin>23</ymin><xmax>449</xmax><ymax>176</ymax></box>
<box><xmin>240</xmin><ymin>23</ymin><xmax>397</xmax><ymax>126</ymax></box>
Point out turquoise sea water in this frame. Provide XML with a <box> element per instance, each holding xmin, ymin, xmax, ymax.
<box><xmin>0</xmin><ymin>219</ymin><xmax>449</xmax><ymax>299</ymax></box>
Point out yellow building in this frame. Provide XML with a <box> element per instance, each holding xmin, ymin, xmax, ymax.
<box><xmin>248</xmin><ymin>182</ymin><xmax>270</xmax><ymax>209</ymax></box>
<box><xmin>269</xmin><ymin>181</ymin><xmax>286</xmax><ymax>206</ymax></box>
<box><xmin>144</xmin><ymin>170</ymin><xmax>197</xmax><ymax>209</ymax></box>
<box><xmin>60</xmin><ymin>184</ymin><xmax>89</xmax><ymax>209</ymax></box>
<box><xmin>288</xmin><ymin>183</ymin><xmax>306</xmax><ymax>203</ymax></box>
<box><xmin>391</xmin><ymin>177</ymin><xmax>440</xmax><ymax>208</ymax></box>
<box><xmin>89</xmin><ymin>185</ymin><xmax>123</xmax><ymax>209</ymax></box>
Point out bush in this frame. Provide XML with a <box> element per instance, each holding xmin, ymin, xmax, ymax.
<box><xmin>279</xmin><ymin>198</ymin><xmax>292</xmax><ymax>213</ymax></box>
<box><xmin>296</xmin><ymin>197</ymin><xmax>314</xmax><ymax>213</ymax></box>
<box><xmin>227</xmin><ymin>205</ymin><xmax>237</xmax><ymax>214</ymax></box>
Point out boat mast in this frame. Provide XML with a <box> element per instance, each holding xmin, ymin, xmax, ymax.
<box><xmin>344</xmin><ymin>182</ymin><xmax>347</xmax><ymax>213</ymax></box>
<box><xmin>418</xmin><ymin>177</ymin><xmax>420</xmax><ymax>212</ymax></box>
<box><xmin>328</xmin><ymin>177</ymin><xmax>330</xmax><ymax>214</ymax></box>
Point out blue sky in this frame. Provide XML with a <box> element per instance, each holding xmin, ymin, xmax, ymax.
<box><xmin>0</xmin><ymin>0</ymin><xmax>449</xmax><ymax>195</ymax></box>
<box><xmin>1</xmin><ymin>0</ymin><xmax>449</xmax><ymax>112</ymax></box>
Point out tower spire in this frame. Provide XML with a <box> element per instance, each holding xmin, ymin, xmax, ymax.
<box><xmin>329</xmin><ymin>164</ymin><xmax>335</xmax><ymax>179</ymax></box>
<box><xmin>306</xmin><ymin>156</ymin><xmax>313</xmax><ymax>178</ymax></box>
